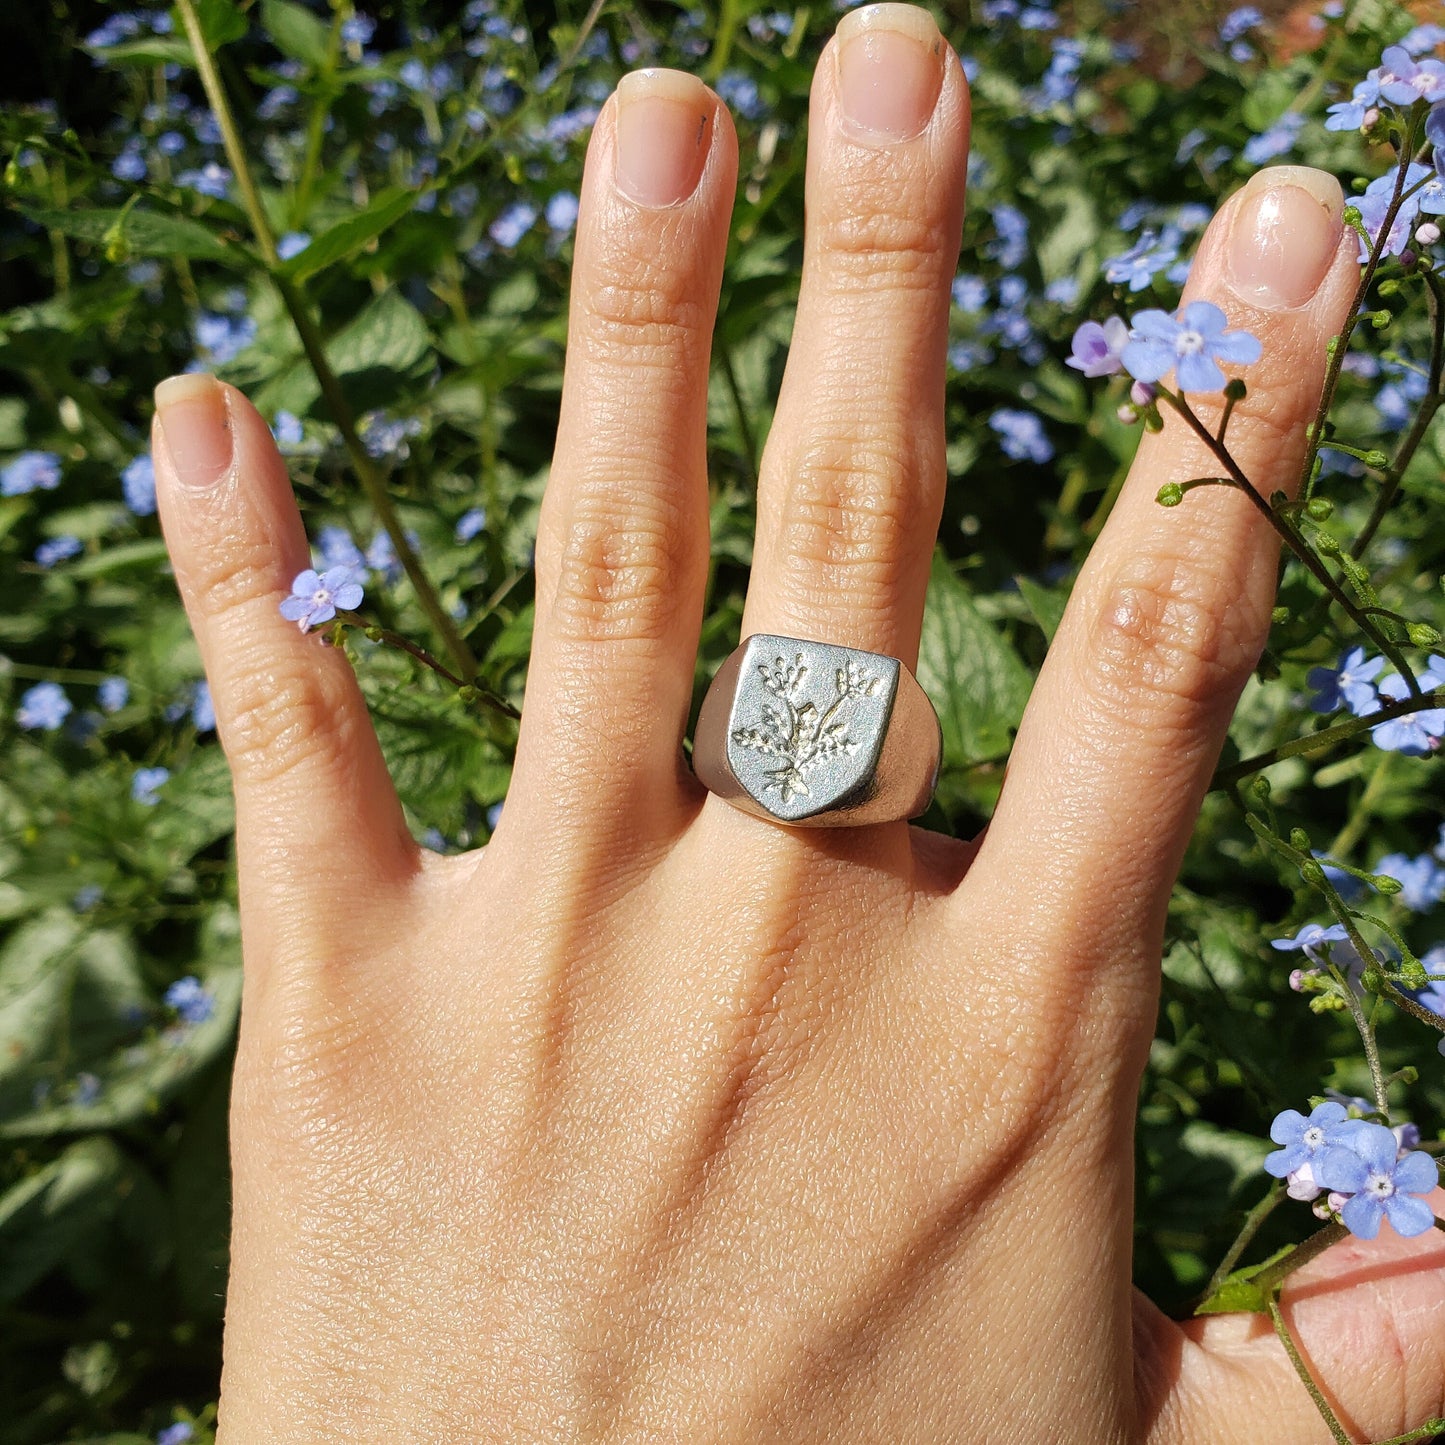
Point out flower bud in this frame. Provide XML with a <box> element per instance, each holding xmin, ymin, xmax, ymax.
<box><xmin>1393</xmin><ymin>1122</ymin><xmax>1421</xmax><ymax>1153</ymax></box>
<box><xmin>1223</xmin><ymin>378</ymin><xmax>1247</xmax><ymax>402</ymax></box>
<box><xmin>1371</xmin><ymin>309</ymin><xmax>1392</xmax><ymax>329</ymax></box>
<box><xmin>1289</xmin><ymin>967</ymin><xmax>1309</xmax><ymax>992</ymax></box>
<box><xmin>1272</xmin><ymin>605</ymin><xmax>1290</xmax><ymax>624</ymax></box>
<box><xmin>1418</xmin><ymin>222</ymin><xmax>1442</xmax><ymax>247</ymax></box>
<box><xmin>1407</xmin><ymin>622</ymin><xmax>1442</xmax><ymax>647</ymax></box>
<box><xmin>1401</xmin><ymin>249</ymin><xmax>1418</xmax><ymax>272</ymax></box>
<box><xmin>1129</xmin><ymin>380</ymin><xmax>1157</xmax><ymax>407</ymax></box>
<box><xmin>1290</xmin><ymin>827</ymin><xmax>1311</xmax><ymax>851</ymax></box>
<box><xmin>1156</xmin><ymin>482</ymin><xmax>1184</xmax><ymax>507</ymax></box>
<box><xmin>1362</xmin><ymin>107</ymin><xmax>1380</xmax><ymax>130</ymax></box>
<box><xmin>1116</xmin><ymin>403</ymin><xmax>1140</xmax><ymax>425</ymax></box>
<box><xmin>1287</xmin><ymin>1162</ymin><xmax>1322</xmax><ymax>1201</ymax></box>
<box><xmin>1373</xmin><ymin>873</ymin><xmax>1403</xmax><ymax>895</ymax></box>
<box><xmin>1305</xmin><ymin>496</ymin><xmax>1333</xmax><ymax>520</ymax></box>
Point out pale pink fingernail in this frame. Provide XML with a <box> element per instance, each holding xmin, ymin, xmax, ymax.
<box><xmin>614</xmin><ymin>69</ymin><xmax>715</xmax><ymax>209</ymax></box>
<box><xmin>1228</xmin><ymin>166</ymin><xmax>1343</xmax><ymax>311</ymax></box>
<box><xmin>836</xmin><ymin>3</ymin><xmax>944</xmax><ymax>143</ymax></box>
<box><xmin>154</xmin><ymin>374</ymin><xmax>233</xmax><ymax>491</ymax></box>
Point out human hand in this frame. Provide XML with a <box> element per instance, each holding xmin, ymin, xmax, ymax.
<box><xmin>149</xmin><ymin>5</ymin><xmax>1445</xmax><ymax>1439</ymax></box>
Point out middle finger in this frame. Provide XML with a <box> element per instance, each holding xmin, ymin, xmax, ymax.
<box><xmin>742</xmin><ymin>3</ymin><xmax>970</xmax><ymax>668</ymax></box>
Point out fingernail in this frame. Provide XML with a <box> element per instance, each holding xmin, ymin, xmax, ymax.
<box><xmin>614</xmin><ymin>69</ymin><xmax>715</xmax><ymax>209</ymax></box>
<box><xmin>836</xmin><ymin>3</ymin><xmax>945</xmax><ymax>142</ymax></box>
<box><xmin>1228</xmin><ymin>166</ymin><xmax>1344</xmax><ymax>310</ymax></box>
<box><xmin>154</xmin><ymin>374</ymin><xmax>233</xmax><ymax>491</ymax></box>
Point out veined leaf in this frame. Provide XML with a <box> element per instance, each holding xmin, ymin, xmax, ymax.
<box><xmin>281</xmin><ymin>188</ymin><xmax>418</xmax><ymax>284</ymax></box>
<box><xmin>19</xmin><ymin>206</ymin><xmax>239</xmax><ymax>263</ymax></box>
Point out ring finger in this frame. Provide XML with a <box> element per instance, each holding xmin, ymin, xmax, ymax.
<box><xmin>741</xmin><ymin>3</ymin><xmax>970</xmax><ymax>668</ymax></box>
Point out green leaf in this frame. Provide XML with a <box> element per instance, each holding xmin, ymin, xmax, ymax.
<box><xmin>18</xmin><ymin>205</ymin><xmax>240</xmax><ymax>263</ymax></box>
<box><xmin>0</xmin><ymin>912</ymin><xmax>79</xmax><ymax>1094</ymax></box>
<box><xmin>327</xmin><ymin>288</ymin><xmax>432</xmax><ymax>378</ymax></box>
<box><xmin>1015</xmin><ymin>574</ymin><xmax>1069</xmax><ymax>644</ymax></box>
<box><xmin>188</xmin><ymin>0</ymin><xmax>249</xmax><ymax>49</ymax></box>
<box><xmin>280</xmin><ymin>188</ymin><xmax>417</xmax><ymax>284</ymax></box>
<box><xmin>260</xmin><ymin>0</ymin><xmax>331</xmax><ymax>68</ymax></box>
<box><xmin>85</xmin><ymin>36</ymin><xmax>194</xmax><ymax>66</ymax></box>
<box><xmin>66</xmin><ymin>539</ymin><xmax>174</xmax><ymax>579</ymax></box>
<box><xmin>916</xmin><ymin>551</ymin><xmax>1034</xmax><ymax>767</ymax></box>
<box><xmin>0</xmin><ymin>1137</ymin><xmax>124</xmax><ymax>1301</ymax></box>
<box><xmin>1193</xmin><ymin>1243</ymin><xmax>1294</xmax><ymax>1315</ymax></box>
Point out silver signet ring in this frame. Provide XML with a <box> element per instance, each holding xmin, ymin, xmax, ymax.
<box><xmin>693</xmin><ymin>634</ymin><xmax>942</xmax><ymax>827</ymax></box>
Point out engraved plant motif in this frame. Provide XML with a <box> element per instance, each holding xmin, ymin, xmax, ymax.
<box><xmin>730</xmin><ymin>652</ymin><xmax>881</xmax><ymax>802</ymax></box>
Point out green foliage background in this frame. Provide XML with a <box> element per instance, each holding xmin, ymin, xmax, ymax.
<box><xmin>2</xmin><ymin>0</ymin><xmax>1444</xmax><ymax>1436</ymax></box>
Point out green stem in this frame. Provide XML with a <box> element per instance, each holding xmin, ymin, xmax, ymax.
<box><xmin>720</xmin><ymin>346</ymin><xmax>758</xmax><ymax>485</ymax></box>
<box><xmin>1297</xmin><ymin>108</ymin><xmax>1426</xmax><ymax>501</ymax></box>
<box><xmin>1196</xmin><ymin>1183</ymin><xmax>1287</xmax><ymax>1308</ymax></box>
<box><xmin>1327</xmin><ymin>749</ymin><xmax>1394</xmax><ymax>859</ymax></box>
<box><xmin>1212</xmin><ymin>689</ymin><xmax>1445</xmax><ymax>790</ymax></box>
<box><xmin>707</xmin><ymin>0</ymin><xmax>742</xmax><ymax>81</ymax></box>
<box><xmin>1352</xmin><ymin>269</ymin><xmax>1445</xmax><ymax>560</ymax></box>
<box><xmin>337</xmin><ymin>613</ymin><xmax>518</xmax><ymax>720</ymax></box>
<box><xmin>1373</xmin><ymin>1420</ymin><xmax>1445</xmax><ymax>1445</ymax></box>
<box><xmin>1163</xmin><ymin>391</ymin><xmax>1418</xmax><ymax>693</ymax></box>
<box><xmin>173</xmin><ymin>0</ymin><xmax>477</xmax><ymax>681</ymax></box>
<box><xmin>1332</xmin><ymin>964</ymin><xmax>1388</xmax><ymax>1116</ymax></box>
<box><xmin>292</xmin><ymin>11</ymin><xmax>343</xmax><ymax>224</ymax></box>
<box><xmin>1269</xmin><ymin>1298</ymin><xmax>1353</xmax><ymax>1445</ymax></box>
<box><xmin>1252</xmin><ymin>1222</ymin><xmax>1348</xmax><ymax>1298</ymax></box>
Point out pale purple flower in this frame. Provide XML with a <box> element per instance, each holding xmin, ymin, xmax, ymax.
<box><xmin>131</xmin><ymin>766</ymin><xmax>170</xmax><ymax>805</ymax></box>
<box><xmin>35</xmin><ymin>535</ymin><xmax>82</xmax><ymax>568</ymax></box>
<box><xmin>1067</xmin><ymin>317</ymin><xmax>1129</xmax><ymax>377</ymax></box>
<box><xmin>1122</xmin><ymin>301</ymin><xmax>1262</xmax><ymax>392</ymax></box>
<box><xmin>989</xmin><ymin>408</ymin><xmax>1054</xmax><ymax>464</ymax></box>
<box><xmin>165</xmin><ymin>975</ymin><xmax>215</xmax><ymax>1025</ymax></box>
<box><xmin>276</xmin><ymin>231</ymin><xmax>311</xmax><ymax>260</ymax></box>
<box><xmin>1316</xmin><ymin>1121</ymin><xmax>1439</xmax><ymax>1239</ymax></box>
<box><xmin>98</xmin><ymin>677</ymin><xmax>129</xmax><ymax>713</ymax></box>
<box><xmin>1372</xmin><ymin>672</ymin><xmax>1445</xmax><ymax>755</ymax></box>
<box><xmin>1306</xmin><ymin>645</ymin><xmax>1384</xmax><ymax>715</ymax></box>
<box><xmin>455</xmin><ymin>506</ymin><xmax>488</xmax><ymax>542</ymax></box>
<box><xmin>1</xmin><ymin>450</ymin><xmax>62</xmax><ymax>496</ymax></box>
<box><xmin>1104</xmin><ymin>229</ymin><xmax>1179</xmax><ymax>291</ymax></box>
<box><xmin>1286</xmin><ymin>1160</ymin><xmax>1323</xmax><ymax>1201</ymax></box>
<box><xmin>1377</xmin><ymin>45</ymin><xmax>1445</xmax><ymax>106</ymax></box>
<box><xmin>123</xmin><ymin>454</ymin><xmax>157</xmax><ymax>515</ymax></box>
<box><xmin>279</xmin><ymin>567</ymin><xmax>364</xmax><ymax>632</ymax></box>
<box><xmin>191</xmin><ymin>681</ymin><xmax>215</xmax><ymax>733</ymax></box>
<box><xmin>17</xmin><ymin>682</ymin><xmax>71</xmax><ymax>730</ymax></box>
<box><xmin>176</xmin><ymin>162</ymin><xmax>232</xmax><ymax>199</ymax></box>
<box><xmin>1265</xmin><ymin>1101</ymin><xmax>1368</xmax><ymax>1178</ymax></box>
<box><xmin>157</xmin><ymin>1424</ymin><xmax>195</xmax><ymax>1445</ymax></box>
<box><xmin>1271</xmin><ymin>922</ymin><xmax>1348</xmax><ymax>964</ymax></box>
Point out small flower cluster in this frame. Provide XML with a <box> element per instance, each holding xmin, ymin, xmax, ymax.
<box><xmin>279</xmin><ymin>568</ymin><xmax>365</xmax><ymax>634</ymax></box>
<box><xmin>1322</xmin><ymin>45</ymin><xmax>1445</xmax><ymax>261</ymax></box>
<box><xmin>1069</xmin><ymin>301</ymin><xmax>1262</xmax><ymax>397</ymax></box>
<box><xmin>1307</xmin><ymin>646</ymin><xmax>1445</xmax><ymax>756</ymax></box>
<box><xmin>1264</xmin><ymin>1102</ymin><xmax>1437</xmax><ymax>1239</ymax></box>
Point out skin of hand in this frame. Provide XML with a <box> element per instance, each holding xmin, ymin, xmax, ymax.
<box><xmin>148</xmin><ymin>5</ymin><xmax>1445</xmax><ymax>1440</ymax></box>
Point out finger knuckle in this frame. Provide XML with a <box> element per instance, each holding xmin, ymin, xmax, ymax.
<box><xmin>188</xmin><ymin>537</ymin><xmax>279</xmax><ymax>624</ymax></box>
<box><xmin>1088</xmin><ymin>551</ymin><xmax>1263</xmax><ymax>723</ymax></box>
<box><xmin>222</xmin><ymin>660</ymin><xmax>368</xmax><ymax>787</ymax></box>
<box><xmin>775</xmin><ymin>433</ymin><xmax>926</xmax><ymax>601</ymax></box>
<box><xmin>581</xmin><ymin>242</ymin><xmax>710</xmax><ymax>360</ymax></box>
<box><xmin>549</xmin><ymin>491</ymin><xmax>693</xmax><ymax>646</ymax></box>
<box><xmin>812</xmin><ymin>195</ymin><xmax>952</xmax><ymax>291</ymax></box>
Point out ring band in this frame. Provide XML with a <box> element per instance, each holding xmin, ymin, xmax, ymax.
<box><xmin>693</xmin><ymin>634</ymin><xmax>941</xmax><ymax>827</ymax></box>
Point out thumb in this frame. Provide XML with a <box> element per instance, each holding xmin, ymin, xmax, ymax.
<box><xmin>1137</xmin><ymin>1192</ymin><xmax>1445</xmax><ymax>1444</ymax></box>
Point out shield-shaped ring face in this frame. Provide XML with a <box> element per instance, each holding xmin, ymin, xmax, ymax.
<box><xmin>724</xmin><ymin>635</ymin><xmax>900</xmax><ymax>823</ymax></box>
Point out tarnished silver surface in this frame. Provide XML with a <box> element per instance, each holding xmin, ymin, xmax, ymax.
<box><xmin>693</xmin><ymin>634</ymin><xmax>941</xmax><ymax>827</ymax></box>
